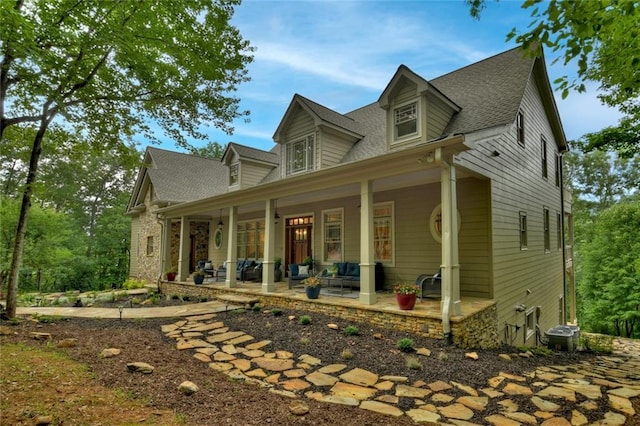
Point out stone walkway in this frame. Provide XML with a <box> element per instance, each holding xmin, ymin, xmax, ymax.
<box><xmin>15</xmin><ymin>304</ymin><xmax>640</xmax><ymax>424</ymax></box>
<box><xmin>165</xmin><ymin>313</ymin><xmax>640</xmax><ymax>425</ymax></box>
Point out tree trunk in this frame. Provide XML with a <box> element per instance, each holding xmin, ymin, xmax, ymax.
<box><xmin>4</xmin><ymin>118</ymin><xmax>48</xmax><ymax>318</ymax></box>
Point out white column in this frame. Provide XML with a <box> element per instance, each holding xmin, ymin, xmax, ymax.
<box><xmin>178</xmin><ymin>217</ymin><xmax>190</xmax><ymax>281</ymax></box>
<box><xmin>161</xmin><ymin>218</ymin><xmax>172</xmax><ymax>279</ymax></box>
<box><xmin>262</xmin><ymin>199</ymin><xmax>276</xmax><ymax>292</ymax></box>
<box><xmin>440</xmin><ymin>154</ymin><xmax>461</xmax><ymax>317</ymax></box>
<box><xmin>225</xmin><ymin>206</ymin><xmax>238</xmax><ymax>288</ymax></box>
<box><xmin>359</xmin><ymin>180</ymin><xmax>376</xmax><ymax>305</ymax></box>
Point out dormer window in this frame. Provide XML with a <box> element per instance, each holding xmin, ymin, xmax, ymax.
<box><xmin>286</xmin><ymin>134</ymin><xmax>314</xmax><ymax>176</ymax></box>
<box><xmin>394</xmin><ymin>100</ymin><xmax>418</xmax><ymax>141</ymax></box>
<box><xmin>229</xmin><ymin>163</ymin><xmax>239</xmax><ymax>186</ymax></box>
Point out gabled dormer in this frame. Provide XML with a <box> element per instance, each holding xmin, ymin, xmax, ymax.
<box><xmin>221</xmin><ymin>142</ymin><xmax>278</xmax><ymax>191</ymax></box>
<box><xmin>378</xmin><ymin>65</ymin><xmax>460</xmax><ymax>149</ymax></box>
<box><xmin>273</xmin><ymin>94</ymin><xmax>364</xmax><ymax>177</ymax></box>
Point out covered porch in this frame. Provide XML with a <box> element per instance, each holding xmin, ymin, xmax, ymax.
<box><xmin>159</xmin><ymin>278</ymin><xmax>498</xmax><ymax>349</ymax></box>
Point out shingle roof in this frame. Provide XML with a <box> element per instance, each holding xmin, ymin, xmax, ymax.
<box><xmin>295</xmin><ymin>94</ymin><xmax>366</xmax><ymax>136</ymax></box>
<box><xmin>146</xmin><ymin>147</ymin><xmax>228</xmax><ymax>202</ymax></box>
<box><xmin>227</xmin><ymin>142</ymin><xmax>278</xmax><ymax>165</ymax></box>
<box><xmin>430</xmin><ymin>47</ymin><xmax>534</xmax><ymax>135</ymax></box>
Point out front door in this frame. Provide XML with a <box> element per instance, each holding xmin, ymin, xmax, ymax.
<box><xmin>285</xmin><ymin>215</ymin><xmax>313</xmax><ymax>273</ymax></box>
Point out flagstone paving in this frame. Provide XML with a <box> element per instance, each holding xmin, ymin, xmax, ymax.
<box><xmin>163</xmin><ymin>314</ymin><xmax>640</xmax><ymax>424</ymax></box>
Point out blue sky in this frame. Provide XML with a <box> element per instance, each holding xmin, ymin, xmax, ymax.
<box><xmin>149</xmin><ymin>0</ymin><xmax>623</xmax><ymax>153</ymax></box>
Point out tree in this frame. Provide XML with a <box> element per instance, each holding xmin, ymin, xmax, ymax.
<box><xmin>467</xmin><ymin>0</ymin><xmax>640</xmax><ymax>154</ymax></box>
<box><xmin>578</xmin><ymin>200</ymin><xmax>640</xmax><ymax>338</ymax></box>
<box><xmin>576</xmin><ymin>117</ymin><xmax>640</xmax><ymax>159</ymax></box>
<box><xmin>0</xmin><ymin>0</ymin><xmax>253</xmax><ymax>317</ymax></box>
<box><xmin>189</xmin><ymin>141</ymin><xmax>226</xmax><ymax>159</ymax></box>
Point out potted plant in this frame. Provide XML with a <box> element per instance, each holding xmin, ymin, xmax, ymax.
<box><xmin>302</xmin><ymin>275</ymin><xmax>322</xmax><ymax>299</ymax></box>
<box><xmin>274</xmin><ymin>257</ymin><xmax>283</xmax><ymax>282</ymax></box>
<box><xmin>328</xmin><ymin>265</ymin><xmax>338</xmax><ymax>278</ymax></box>
<box><xmin>164</xmin><ymin>266</ymin><xmax>177</xmax><ymax>282</ymax></box>
<box><xmin>193</xmin><ymin>270</ymin><xmax>205</xmax><ymax>285</ymax></box>
<box><xmin>393</xmin><ymin>280</ymin><xmax>419</xmax><ymax>310</ymax></box>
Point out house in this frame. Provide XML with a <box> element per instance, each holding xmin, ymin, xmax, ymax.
<box><xmin>126</xmin><ymin>47</ymin><xmax>576</xmax><ymax>347</ymax></box>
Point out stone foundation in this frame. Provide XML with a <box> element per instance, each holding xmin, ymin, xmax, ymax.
<box><xmin>159</xmin><ymin>281</ymin><xmax>499</xmax><ymax>349</ymax></box>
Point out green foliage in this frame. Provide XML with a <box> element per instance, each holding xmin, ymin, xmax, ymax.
<box><xmin>437</xmin><ymin>351</ymin><xmax>449</xmax><ymax>361</ymax></box>
<box><xmin>271</xmin><ymin>308</ymin><xmax>282</xmax><ymax>317</ymax></box>
<box><xmin>396</xmin><ymin>338</ymin><xmax>415</xmax><ymax>352</ymax></box>
<box><xmin>189</xmin><ymin>142</ymin><xmax>226</xmax><ymax>159</ymax></box>
<box><xmin>122</xmin><ymin>279</ymin><xmax>146</xmax><ymax>290</ymax></box>
<box><xmin>581</xmin><ymin>333</ymin><xmax>614</xmax><ymax>354</ymax></box>
<box><xmin>578</xmin><ymin>200</ymin><xmax>640</xmax><ymax>338</ymax></box>
<box><xmin>300</xmin><ymin>337</ymin><xmax>310</xmax><ymax>345</ymax></box>
<box><xmin>343</xmin><ymin>325</ymin><xmax>360</xmax><ymax>336</ymax></box>
<box><xmin>298</xmin><ymin>315</ymin><xmax>312</xmax><ymax>325</ymax></box>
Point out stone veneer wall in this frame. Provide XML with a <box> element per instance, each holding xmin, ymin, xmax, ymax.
<box><xmin>135</xmin><ymin>191</ymin><xmax>162</xmax><ymax>284</ymax></box>
<box><xmin>169</xmin><ymin>221</ymin><xmax>210</xmax><ymax>272</ymax></box>
<box><xmin>159</xmin><ymin>282</ymin><xmax>500</xmax><ymax>349</ymax></box>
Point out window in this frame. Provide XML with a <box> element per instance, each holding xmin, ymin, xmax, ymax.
<box><xmin>374</xmin><ymin>202</ymin><xmax>394</xmax><ymax>263</ymax></box>
<box><xmin>230</xmin><ymin>164</ymin><xmax>239</xmax><ymax>186</ymax></box>
<box><xmin>516</xmin><ymin>110</ymin><xmax>525</xmax><ymax>146</ymax></box>
<box><xmin>525</xmin><ymin>307</ymin><xmax>536</xmax><ymax>341</ymax></box>
<box><xmin>519</xmin><ymin>212</ymin><xmax>527</xmax><ymax>250</ymax></box>
<box><xmin>541</xmin><ymin>136</ymin><xmax>548</xmax><ymax>178</ymax></box>
<box><xmin>556</xmin><ymin>212</ymin><xmax>562</xmax><ymax>251</ymax></box>
<box><xmin>323</xmin><ymin>209</ymin><xmax>343</xmax><ymax>262</ymax></box>
<box><xmin>146</xmin><ymin>236</ymin><xmax>154</xmax><ymax>256</ymax></box>
<box><xmin>543</xmin><ymin>207</ymin><xmax>550</xmax><ymax>252</ymax></box>
<box><xmin>394</xmin><ymin>101</ymin><xmax>418</xmax><ymax>140</ymax></box>
<box><xmin>237</xmin><ymin>220</ymin><xmax>265</xmax><ymax>259</ymax></box>
<box><xmin>555</xmin><ymin>154</ymin><xmax>561</xmax><ymax>187</ymax></box>
<box><xmin>286</xmin><ymin>134</ymin><xmax>314</xmax><ymax>175</ymax></box>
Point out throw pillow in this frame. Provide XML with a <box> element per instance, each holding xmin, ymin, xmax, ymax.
<box><xmin>298</xmin><ymin>265</ymin><xmax>309</xmax><ymax>276</ymax></box>
<box><xmin>204</xmin><ymin>262</ymin><xmax>213</xmax><ymax>270</ymax></box>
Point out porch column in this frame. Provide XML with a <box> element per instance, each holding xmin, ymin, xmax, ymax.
<box><xmin>262</xmin><ymin>199</ymin><xmax>276</xmax><ymax>292</ymax></box>
<box><xmin>161</xmin><ymin>218</ymin><xmax>172</xmax><ymax>279</ymax></box>
<box><xmin>359</xmin><ymin>179</ymin><xmax>376</xmax><ymax>305</ymax></box>
<box><xmin>440</xmin><ymin>153</ymin><xmax>461</xmax><ymax>317</ymax></box>
<box><xmin>225</xmin><ymin>206</ymin><xmax>238</xmax><ymax>288</ymax></box>
<box><xmin>178</xmin><ymin>217</ymin><xmax>190</xmax><ymax>281</ymax></box>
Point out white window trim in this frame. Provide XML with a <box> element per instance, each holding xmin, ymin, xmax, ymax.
<box><xmin>374</xmin><ymin>201</ymin><xmax>395</xmax><ymax>266</ymax></box>
<box><xmin>236</xmin><ymin>219</ymin><xmax>265</xmax><ymax>260</ymax></box>
<box><xmin>285</xmin><ymin>133</ymin><xmax>315</xmax><ymax>176</ymax></box>
<box><xmin>322</xmin><ymin>208</ymin><xmax>343</xmax><ymax>264</ymax></box>
<box><xmin>229</xmin><ymin>163</ymin><xmax>239</xmax><ymax>187</ymax></box>
<box><xmin>429</xmin><ymin>204</ymin><xmax>462</xmax><ymax>244</ymax></box>
<box><xmin>392</xmin><ymin>98</ymin><xmax>421</xmax><ymax>144</ymax></box>
<box><xmin>519</xmin><ymin>211</ymin><xmax>528</xmax><ymax>250</ymax></box>
<box><xmin>543</xmin><ymin>206</ymin><xmax>550</xmax><ymax>253</ymax></box>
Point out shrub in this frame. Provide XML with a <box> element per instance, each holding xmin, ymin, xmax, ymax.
<box><xmin>122</xmin><ymin>278</ymin><xmax>146</xmax><ymax>290</ymax></box>
<box><xmin>438</xmin><ymin>351</ymin><xmax>449</xmax><ymax>361</ymax></box>
<box><xmin>343</xmin><ymin>326</ymin><xmax>360</xmax><ymax>336</ymax></box>
<box><xmin>252</xmin><ymin>304</ymin><xmax>262</xmax><ymax>312</ymax></box>
<box><xmin>300</xmin><ymin>337</ymin><xmax>311</xmax><ymax>344</ymax></box>
<box><xmin>340</xmin><ymin>348</ymin><xmax>354</xmax><ymax>359</ymax></box>
<box><xmin>299</xmin><ymin>315</ymin><xmax>312</xmax><ymax>325</ymax></box>
<box><xmin>271</xmin><ymin>308</ymin><xmax>282</xmax><ymax>316</ymax></box>
<box><xmin>405</xmin><ymin>355</ymin><xmax>422</xmax><ymax>370</ymax></box>
<box><xmin>581</xmin><ymin>333</ymin><xmax>614</xmax><ymax>354</ymax></box>
<box><xmin>397</xmin><ymin>338</ymin><xmax>415</xmax><ymax>352</ymax></box>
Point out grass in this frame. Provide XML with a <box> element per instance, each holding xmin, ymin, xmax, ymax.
<box><xmin>0</xmin><ymin>342</ymin><xmax>178</xmax><ymax>425</ymax></box>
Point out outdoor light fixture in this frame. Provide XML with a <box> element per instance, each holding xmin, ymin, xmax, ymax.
<box><xmin>217</xmin><ymin>209</ymin><xmax>224</xmax><ymax>229</ymax></box>
<box><xmin>274</xmin><ymin>200</ymin><xmax>280</xmax><ymax>223</ymax></box>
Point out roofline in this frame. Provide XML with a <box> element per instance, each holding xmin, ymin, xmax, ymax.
<box><xmin>533</xmin><ymin>52</ymin><xmax>568</xmax><ymax>151</ymax></box>
<box><xmin>155</xmin><ymin>134</ymin><xmax>468</xmax><ymax>218</ymax></box>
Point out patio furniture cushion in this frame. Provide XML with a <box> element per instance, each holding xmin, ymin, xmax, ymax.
<box><xmin>298</xmin><ymin>265</ymin><xmax>309</xmax><ymax>276</ymax></box>
<box><xmin>334</xmin><ymin>262</ymin><xmax>348</xmax><ymax>276</ymax></box>
<box><xmin>289</xmin><ymin>264</ymin><xmax>299</xmax><ymax>276</ymax></box>
<box><xmin>345</xmin><ymin>262</ymin><xmax>359</xmax><ymax>277</ymax></box>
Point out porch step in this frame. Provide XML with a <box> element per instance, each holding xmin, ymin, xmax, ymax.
<box><xmin>215</xmin><ymin>294</ymin><xmax>259</xmax><ymax>307</ymax></box>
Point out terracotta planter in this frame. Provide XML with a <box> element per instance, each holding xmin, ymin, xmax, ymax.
<box><xmin>305</xmin><ymin>286</ymin><xmax>321</xmax><ymax>299</ymax></box>
<box><xmin>396</xmin><ymin>293</ymin><xmax>416</xmax><ymax>310</ymax></box>
<box><xmin>166</xmin><ymin>272</ymin><xmax>177</xmax><ymax>282</ymax></box>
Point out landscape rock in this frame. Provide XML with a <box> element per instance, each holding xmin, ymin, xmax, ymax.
<box><xmin>289</xmin><ymin>400</ymin><xmax>309</xmax><ymax>416</ymax></box>
<box><xmin>100</xmin><ymin>348</ymin><xmax>121</xmax><ymax>358</ymax></box>
<box><xmin>57</xmin><ymin>338</ymin><xmax>78</xmax><ymax>348</ymax></box>
<box><xmin>178</xmin><ymin>381</ymin><xmax>199</xmax><ymax>395</ymax></box>
<box><xmin>127</xmin><ymin>362</ymin><xmax>154</xmax><ymax>374</ymax></box>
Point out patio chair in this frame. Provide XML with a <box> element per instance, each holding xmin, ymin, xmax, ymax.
<box><xmin>288</xmin><ymin>263</ymin><xmax>310</xmax><ymax>289</ymax></box>
<box><xmin>416</xmin><ymin>269</ymin><xmax>442</xmax><ymax>301</ymax></box>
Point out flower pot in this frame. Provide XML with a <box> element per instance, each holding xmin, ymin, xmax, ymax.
<box><xmin>166</xmin><ymin>272</ymin><xmax>177</xmax><ymax>282</ymax></box>
<box><xmin>396</xmin><ymin>293</ymin><xmax>416</xmax><ymax>310</ymax></box>
<box><xmin>305</xmin><ymin>286</ymin><xmax>321</xmax><ymax>299</ymax></box>
<box><xmin>193</xmin><ymin>274</ymin><xmax>205</xmax><ymax>285</ymax></box>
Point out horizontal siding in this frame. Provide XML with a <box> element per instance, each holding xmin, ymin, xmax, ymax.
<box><xmin>426</xmin><ymin>93</ymin><xmax>454</xmax><ymax>139</ymax></box>
<box><xmin>241</xmin><ymin>162</ymin><xmax>271</xmax><ymax>188</ymax></box>
<box><xmin>320</xmin><ymin>129</ymin><xmax>352</xmax><ymax>168</ymax></box>
<box><xmin>457</xmin><ymin>74</ymin><xmax>565</xmax><ymax>342</ymax></box>
<box><xmin>284</xmin><ymin>108</ymin><xmax>315</xmax><ymax>141</ymax></box>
